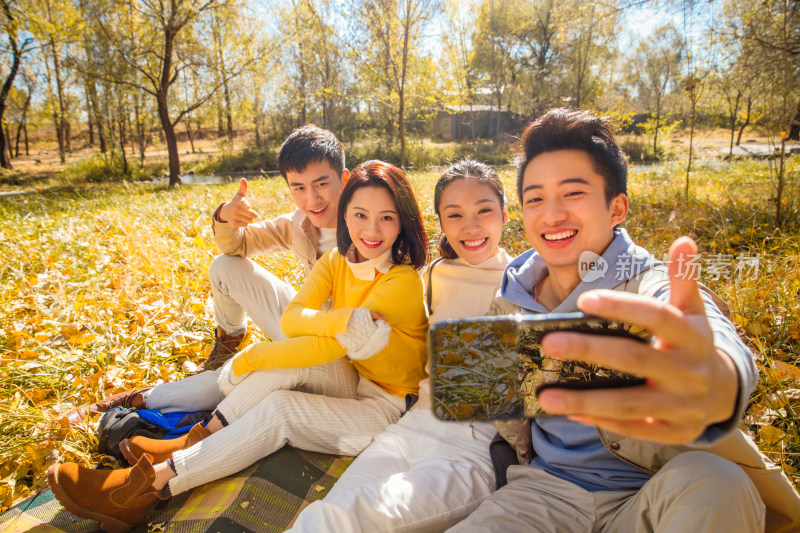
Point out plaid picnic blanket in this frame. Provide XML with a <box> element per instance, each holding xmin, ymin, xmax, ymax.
<box><xmin>0</xmin><ymin>446</ymin><xmax>352</xmax><ymax>533</ymax></box>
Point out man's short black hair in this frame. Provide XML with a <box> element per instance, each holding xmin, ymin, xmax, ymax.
<box><xmin>278</xmin><ymin>125</ymin><xmax>345</xmax><ymax>180</ymax></box>
<box><xmin>516</xmin><ymin>108</ymin><xmax>627</xmax><ymax>204</ymax></box>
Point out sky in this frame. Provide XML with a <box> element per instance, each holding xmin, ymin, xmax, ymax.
<box><xmin>418</xmin><ymin>0</ymin><xmax>716</xmax><ymax>63</ymax></box>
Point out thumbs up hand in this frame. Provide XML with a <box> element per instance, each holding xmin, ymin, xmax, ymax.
<box><xmin>219</xmin><ymin>178</ymin><xmax>259</xmax><ymax>227</ymax></box>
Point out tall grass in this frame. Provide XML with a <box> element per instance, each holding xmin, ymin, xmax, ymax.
<box><xmin>196</xmin><ymin>146</ymin><xmax>278</xmax><ymax>174</ymax></box>
<box><xmin>347</xmin><ymin>138</ymin><xmax>513</xmax><ymax>169</ymax></box>
<box><xmin>58</xmin><ymin>154</ymin><xmax>162</xmax><ymax>184</ymax></box>
<box><xmin>188</xmin><ymin>138</ymin><xmax>514</xmax><ymax>177</ymax></box>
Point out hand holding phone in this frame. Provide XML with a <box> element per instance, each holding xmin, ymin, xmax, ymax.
<box><xmin>535</xmin><ymin>239</ymin><xmax>740</xmax><ymax>445</ymax></box>
<box><xmin>429</xmin><ymin>312</ymin><xmax>650</xmax><ymax>422</ymax></box>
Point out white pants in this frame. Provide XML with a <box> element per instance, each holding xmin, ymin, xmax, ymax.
<box><xmin>209</xmin><ymin>253</ymin><xmax>298</xmax><ymax>340</ymax></box>
<box><xmin>167</xmin><ymin>358</ymin><xmax>407</xmax><ymax>496</ymax></box>
<box><xmin>145</xmin><ymin>368</ymin><xmax>224</xmax><ymax>413</ymax></box>
<box><xmin>144</xmin><ymin>254</ymin><xmax>297</xmax><ymax>412</ymax></box>
<box><xmin>289</xmin><ymin>408</ymin><xmax>497</xmax><ymax>532</ymax></box>
<box><xmin>447</xmin><ymin>451</ymin><xmax>765</xmax><ymax>533</ymax></box>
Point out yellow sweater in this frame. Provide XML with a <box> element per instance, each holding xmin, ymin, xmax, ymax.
<box><xmin>231</xmin><ymin>248</ymin><xmax>429</xmax><ymax>398</ymax></box>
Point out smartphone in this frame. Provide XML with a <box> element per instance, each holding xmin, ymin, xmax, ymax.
<box><xmin>429</xmin><ymin>312</ymin><xmax>651</xmax><ymax>422</ymax></box>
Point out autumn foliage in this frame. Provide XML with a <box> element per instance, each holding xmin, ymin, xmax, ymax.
<box><xmin>1</xmin><ymin>159</ymin><xmax>799</xmax><ymax>511</ymax></box>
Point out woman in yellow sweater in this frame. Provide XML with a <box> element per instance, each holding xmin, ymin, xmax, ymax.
<box><xmin>290</xmin><ymin>159</ymin><xmax>512</xmax><ymax>532</ymax></box>
<box><xmin>48</xmin><ymin>160</ymin><xmax>430</xmax><ymax>533</ymax></box>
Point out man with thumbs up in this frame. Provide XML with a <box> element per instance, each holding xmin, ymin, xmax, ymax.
<box><xmin>78</xmin><ymin>126</ymin><xmax>349</xmax><ymax>419</ymax></box>
<box><xmin>201</xmin><ymin>125</ymin><xmax>348</xmax><ymax>370</ymax></box>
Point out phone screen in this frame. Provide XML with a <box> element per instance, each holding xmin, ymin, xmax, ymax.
<box><xmin>429</xmin><ymin>312</ymin><xmax>650</xmax><ymax>421</ymax></box>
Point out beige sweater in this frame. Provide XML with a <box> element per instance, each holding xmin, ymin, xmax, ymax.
<box><xmin>211</xmin><ymin>204</ymin><xmax>322</xmax><ymax>275</ymax></box>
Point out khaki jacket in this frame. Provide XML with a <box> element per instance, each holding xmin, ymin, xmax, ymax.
<box><xmin>491</xmin><ymin>269</ymin><xmax>800</xmax><ymax>533</ymax></box>
<box><xmin>211</xmin><ymin>204</ymin><xmax>321</xmax><ymax>275</ymax></box>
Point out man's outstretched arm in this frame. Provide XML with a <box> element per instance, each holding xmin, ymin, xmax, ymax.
<box><xmin>537</xmin><ymin>237</ymin><xmax>753</xmax><ymax>444</ymax></box>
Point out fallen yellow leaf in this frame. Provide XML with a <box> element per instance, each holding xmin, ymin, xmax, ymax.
<box><xmin>759</xmin><ymin>425</ymin><xmax>787</xmax><ymax>448</ymax></box>
<box><xmin>769</xmin><ymin>360</ymin><xmax>800</xmax><ymax>384</ymax></box>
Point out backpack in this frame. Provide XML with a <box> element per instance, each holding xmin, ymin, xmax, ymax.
<box><xmin>96</xmin><ymin>407</ymin><xmax>168</xmax><ymax>461</ymax></box>
<box><xmin>96</xmin><ymin>407</ymin><xmax>213</xmax><ymax>461</ymax></box>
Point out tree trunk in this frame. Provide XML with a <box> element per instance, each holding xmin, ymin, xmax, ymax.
<box><xmin>653</xmin><ymin>96</ymin><xmax>661</xmax><ymax>158</ymax></box>
<box><xmin>115</xmin><ymin>100</ymin><xmax>128</xmax><ymax>175</ymax></box>
<box><xmin>98</xmin><ymin>119</ymin><xmax>107</xmax><ymax>153</ymax></box>
<box><xmin>223</xmin><ymin>81</ymin><xmax>233</xmax><ymax>144</ymax></box>
<box><xmin>157</xmin><ymin>91</ymin><xmax>181</xmax><ymax>186</ymax></box>
<box><xmin>494</xmin><ymin>91</ymin><xmax>502</xmax><ymax>141</ymax></box>
<box><xmin>156</xmin><ymin>19</ymin><xmax>181</xmax><ymax>187</ymax></box>
<box><xmin>776</xmin><ymin>137</ymin><xmax>785</xmax><ymax>226</ymax></box>
<box><xmin>385</xmin><ymin>115</ymin><xmax>393</xmax><ymax>140</ymax></box>
<box><xmin>47</xmin><ymin>35</ymin><xmax>68</xmax><ymax>163</ymax></box>
<box><xmin>0</xmin><ymin>7</ymin><xmax>14</xmax><ymax>166</ymax></box>
<box><xmin>118</xmin><ymin>124</ymin><xmax>128</xmax><ymax>174</ymax></box>
<box><xmin>398</xmin><ymin>90</ymin><xmax>406</xmax><ymax>168</ymax></box>
<box><xmin>728</xmin><ymin>91</ymin><xmax>740</xmax><ymax>157</ymax></box>
<box><xmin>299</xmin><ymin>59</ymin><xmax>307</xmax><ymax>126</ymax></box>
<box><xmin>787</xmin><ymin>98</ymin><xmax>800</xmax><ymax>141</ymax></box>
<box><xmin>186</xmin><ymin>115</ymin><xmax>195</xmax><ymax>154</ymax></box>
<box><xmin>3</xmin><ymin>126</ymin><xmax>11</xmax><ymax>163</ymax></box>
<box><xmin>127</xmin><ymin>111</ymin><xmax>136</xmax><ymax>156</ymax></box>
<box><xmin>52</xmin><ymin>109</ymin><xmax>63</xmax><ymax>156</ymax></box>
<box><xmin>85</xmin><ymin>88</ymin><xmax>95</xmax><ymax>148</ymax></box>
<box><xmin>66</xmin><ymin>120</ymin><xmax>72</xmax><ymax>153</ymax></box>
<box><xmin>14</xmin><ymin>121</ymin><xmax>22</xmax><ymax>156</ymax></box>
<box><xmin>134</xmin><ymin>99</ymin><xmax>146</xmax><ymax>165</ymax></box>
<box><xmin>83</xmin><ymin>78</ymin><xmax>94</xmax><ymax>148</ymax></box>
<box><xmin>685</xmin><ymin>97</ymin><xmax>696</xmax><ymax>199</ymax></box>
<box><xmin>117</xmin><ymin>109</ymin><xmax>126</xmax><ymax>148</ymax></box>
<box><xmin>216</xmin><ymin>96</ymin><xmax>224</xmax><ymax>136</ymax></box>
<box><xmin>736</xmin><ymin>97</ymin><xmax>751</xmax><ymax>146</ymax></box>
<box><xmin>254</xmin><ymin>118</ymin><xmax>261</xmax><ymax>147</ymax></box>
<box><xmin>87</xmin><ymin>79</ymin><xmax>106</xmax><ymax>153</ymax></box>
<box><xmin>0</xmin><ymin>97</ymin><xmax>13</xmax><ymax>169</ymax></box>
<box><xmin>322</xmin><ymin>57</ymin><xmax>331</xmax><ymax>130</ymax></box>
<box><xmin>217</xmin><ymin>41</ymin><xmax>233</xmax><ymax>144</ymax></box>
<box><xmin>398</xmin><ymin>0</ymin><xmax>411</xmax><ymax>169</ymax></box>
<box><xmin>0</xmin><ymin>0</ymin><xmax>25</xmax><ymax>169</ymax></box>
<box><xmin>13</xmin><ymin>89</ymin><xmax>30</xmax><ymax>157</ymax></box>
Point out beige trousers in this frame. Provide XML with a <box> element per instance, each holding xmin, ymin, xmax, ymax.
<box><xmin>209</xmin><ymin>253</ymin><xmax>298</xmax><ymax>340</ymax></box>
<box><xmin>144</xmin><ymin>254</ymin><xmax>299</xmax><ymax>413</ymax></box>
<box><xmin>447</xmin><ymin>450</ymin><xmax>765</xmax><ymax>533</ymax></box>
<box><xmin>168</xmin><ymin>358</ymin><xmax>407</xmax><ymax>496</ymax></box>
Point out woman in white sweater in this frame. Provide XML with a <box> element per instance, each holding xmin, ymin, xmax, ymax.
<box><xmin>289</xmin><ymin>159</ymin><xmax>513</xmax><ymax>532</ymax></box>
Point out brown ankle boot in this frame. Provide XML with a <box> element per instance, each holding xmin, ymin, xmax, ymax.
<box><xmin>48</xmin><ymin>453</ymin><xmax>167</xmax><ymax>533</ymax></box>
<box><xmin>120</xmin><ymin>422</ymin><xmax>212</xmax><ymax>466</ymax></box>
<box><xmin>197</xmin><ymin>327</ymin><xmax>245</xmax><ymax>371</ymax></box>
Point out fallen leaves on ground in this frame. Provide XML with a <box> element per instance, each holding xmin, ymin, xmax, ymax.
<box><xmin>1</xmin><ymin>160</ymin><xmax>799</xmax><ymax>511</ymax></box>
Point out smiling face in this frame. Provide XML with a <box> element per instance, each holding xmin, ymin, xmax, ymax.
<box><xmin>521</xmin><ymin>149</ymin><xmax>628</xmax><ymax>276</ymax></box>
<box><xmin>344</xmin><ymin>185</ymin><xmax>402</xmax><ymax>262</ymax></box>
<box><xmin>286</xmin><ymin>159</ymin><xmax>347</xmax><ymax>229</ymax></box>
<box><xmin>439</xmin><ymin>178</ymin><xmax>507</xmax><ymax>266</ymax></box>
